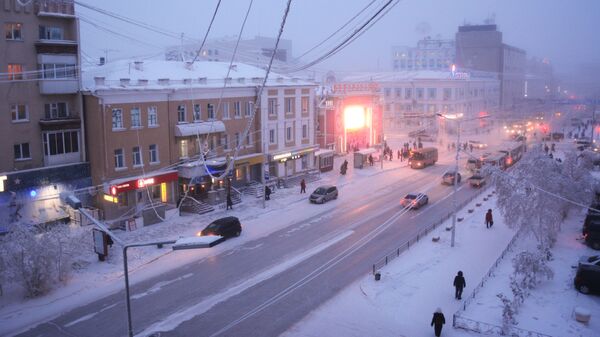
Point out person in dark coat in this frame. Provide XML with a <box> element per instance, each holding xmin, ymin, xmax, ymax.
<box><xmin>265</xmin><ymin>186</ymin><xmax>271</xmax><ymax>200</ymax></box>
<box><xmin>485</xmin><ymin>209</ymin><xmax>493</xmax><ymax>228</ymax></box>
<box><xmin>226</xmin><ymin>193</ymin><xmax>233</xmax><ymax>210</ymax></box>
<box><xmin>453</xmin><ymin>271</ymin><xmax>466</xmax><ymax>300</ymax></box>
<box><xmin>397</xmin><ymin>149</ymin><xmax>401</xmax><ymax>160</ymax></box>
<box><xmin>300</xmin><ymin>179</ymin><xmax>306</xmax><ymax>193</ymax></box>
<box><xmin>431</xmin><ymin>308</ymin><xmax>445</xmax><ymax>337</ymax></box>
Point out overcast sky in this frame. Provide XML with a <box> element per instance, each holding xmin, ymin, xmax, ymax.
<box><xmin>79</xmin><ymin>0</ymin><xmax>600</xmax><ymax>75</ymax></box>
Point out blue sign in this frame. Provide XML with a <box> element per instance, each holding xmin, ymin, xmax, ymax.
<box><xmin>264</xmin><ymin>171</ymin><xmax>270</xmax><ymax>181</ymax></box>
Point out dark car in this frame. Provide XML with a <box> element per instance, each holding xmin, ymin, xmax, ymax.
<box><xmin>583</xmin><ymin>217</ymin><xmax>600</xmax><ymax>250</ymax></box>
<box><xmin>400</xmin><ymin>193</ymin><xmax>429</xmax><ymax>209</ymax></box>
<box><xmin>200</xmin><ymin>216</ymin><xmax>242</xmax><ymax>238</ymax></box>
<box><xmin>574</xmin><ymin>255</ymin><xmax>600</xmax><ymax>294</ymax></box>
<box><xmin>309</xmin><ymin>185</ymin><xmax>338</xmax><ymax>204</ymax></box>
<box><xmin>442</xmin><ymin>171</ymin><xmax>461</xmax><ymax>185</ymax></box>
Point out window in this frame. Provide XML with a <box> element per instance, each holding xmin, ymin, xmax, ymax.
<box><xmin>221</xmin><ymin>134</ymin><xmax>228</xmax><ymax>150</ymax></box>
<box><xmin>222</xmin><ymin>102</ymin><xmax>230</xmax><ymax>119</ymax></box>
<box><xmin>286</xmin><ymin>126</ymin><xmax>292</xmax><ymax>141</ymax></box>
<box><xmin>302</xmin><ymin>124</ymin><xmax>308</xmax><ymax>139</ymax></box>
<box><xmin>149</xmin><ymin>144</ymin><xmax>159</xmax><ymax>164</ymax></box>
<box><xmin>131</xmin><ymin>108</ymin><xmax>141</xmax><ymax>128</ymax></box>
<box><xmin>114</xmin><ymin>149</ymin><xmax>124</xmax><ymax>169</ymax></box>
<box><xmin>148</xmin><ymin>106</ymin><xmax>158</xmax><ymax>126</ymax></box>
<box><xmin>43</xmin><ymin>131</ymin><xmax>78</xmax><ymax>156</ymax></box>
<box><xmin>416</xmin><ymin>88</ymin><xmax>424</xmax><ymax>99</ymax></box>
<box><xmin>193</xmin><ymin>104</ymin><xmax>201</xmax><ymax>121</ymax></box>
<box><xmin>245</xmin><ymin>101</ymin><xmax>253</xmax><ymax>117</ymax></box>
<box><xmin>268</xmin><ymin>98</ymin><xmax>277</xmax><ymax>115</ymax></box>
<box><xmin>7</xmin><ymin>64</ymin><xmax>23</xmax><ymax>80</ymax></box>
<box><xmin>10</xmin><ymin>104</ymin><xmax>28</xmax><ymax>122</ymax></box>
<box><xmin>384</xmin><ymin>88</ymin><xmax>391</xmax><ymax>97</ymax></box>
<box><xmin>39</xmin><ymin>26</ymin><xmax>63</xmax><ymax>40</ymax></box>
<box><xmin>269</xmin><ymin>129</ymin><xmax>275</xmax><ymax>144</ymax></box>
<box><xmin>14</xmin><ymin>143</ymin><xmax>30</xmax><ymax>160</ymax></box>
<box><xmin>179</xmin><ymin>140</ymin><xmax>188</xmax><ymax>158</ymax></box>
<box><xmin>245</xmin><ymin>132</ymin><xmax>252</xmax><ymax>147</ymax></box>
<box><xmin>285</xmin><ymin>97</ymin><xmax>294</xmax><ymax>114</ymax></box>
<box><xmin>112</xmin><ymin>108</ymin><xmax>123</xmax><ymax>129</ymax></box>
<box><xmin>395</xmin><ymin>88</ymin><xmax>402</xmax><ymax>98</ymax></box>
<box><xmin>207</xmin><ymin>103</ymin><xmax>215</xmax><ymax>119</ymax></box>
<box><xmin>427</xmin><ymin>88</ymin><xmax>437</xmax><ymax>99</ymax></box>
<box><xmin>44</xmin><ymin>102</ymin><xmax>68</xmax><ymax>119</ymax></box>
<box><xmin>234</xmin><ymin>101</ymin><xmax>241</xmax><ymax>117</ymax></box>
<box><xmin>177</xmin><ymin>105</ymin><xmax>186</xmax><ymax>123</ymax></box>
<box><xmin>132</xmin><ymin>146</ymin><xmax>142</xmax><ymax>167</ymax></box>
<box><xmin>443</xmin><ymin>88</ymin><xmax>452</xmax><ymax>101</ymax></box>
<box><xmin>235</xmin><ymin>132</ymin><xmax>240</xmax><ymax>147</ymax></box>
<box><xmin>41</xmin><ymin>64</ymin><xmax>76</xmax><ymax>79</ymax></box>
<box><xmin>5</xmin><ymin>23</ymin><xmax>22</xmax><ymax>40</ymax></box>
<box><xmin>405</xmin><ymin>88</ymin><xmax>412</xmax><ymax>99</ymax></box>
<box><xmin>301</xmin><ymin>97</ymin><xmax>309</xmax><ymax>113</ymax></box>
<box><xmin>385</xmin><ymin>103</ymin><xmax>390</xmax><ymax>112</ymax></box>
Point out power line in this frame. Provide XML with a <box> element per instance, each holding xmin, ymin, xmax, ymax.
<box><xmin>190</xmin><ymin>0</ymin><xmax>222</xmax><ymax>65</ymax></box>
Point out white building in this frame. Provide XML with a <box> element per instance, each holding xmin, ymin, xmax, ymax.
<box><xmin>341</xmin><ymin>70</ymin><xmax>500</xmax><ymax>135</ymax></box>
<box><xmin>392</xmin><ymin>37</ymin><xmax>455</xmax><ymax>71</ymax></box>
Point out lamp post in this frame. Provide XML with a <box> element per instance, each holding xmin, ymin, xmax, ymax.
<box><xmin>436</xmin><ymin>113</ymin><xmax>489</xmax><ymax>247</ymax></box>
<box><xmin>123</xmin><ymin>236</ymin><xmax>225</xmax><ymax>337</ymax></box>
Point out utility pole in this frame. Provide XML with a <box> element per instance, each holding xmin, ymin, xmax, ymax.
<box><xmin>451</xmin><ymin>120</ymin><xmax>460</xmax><ymax>248</ymax></box>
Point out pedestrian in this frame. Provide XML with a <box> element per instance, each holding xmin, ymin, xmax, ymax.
<box><xmin>431</xmin><ymin>308</ymin><xmax>446</xmax><ymax>337</ymax></box>
<box><xmin>544</xmin><ymin>144</ymin><xmax>549</xmax><ymax>154</ymax></box>
<box><xmin>413</xmin><ymin>141</ymin><xmax>417</xmax><ymax>149</ymax></box>
<box><xmin>551</xmin><ymin>143</ymin><xmax>555</xmax><ymax>152</ymax></box>
<box><xmin>453</xmin><ymin>271</ymin><xmax>466</xmax><ymax>300</ymax></box>
<box><xmin>226</xmin><ymin>193</ymin><xmax>233</xmax><ymax>210</ymax></box>
<box><xmin>485</xmin><ymin>209</ymin><xmax>493</xmax><ymax>228</ymax></box>
<box><xmin>300</xmin><ymin>179</ymin><xmax>306</xmax><ymax>193</ymax></box>
<box><xmin>469</xmin><ymin>143</ymin><xmax>473</xmax><ymax>152</ymax></box>
<box><xmin>397</xmin><ymin>149</ymin><xmax>401</xmax><ymax>160</ymax></box>
<box><xmin>265</xmin><ymin>186</ymin><xmax>271</xmax><ymax>200</ymax></box>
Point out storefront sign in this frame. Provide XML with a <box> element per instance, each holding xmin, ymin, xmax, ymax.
<box><xmin>0</xmin><ymin>175</ymin><xmax>6</xmax><ymax>192</ymax></box>
<box><xmin>452</xmin><ymin>72</ymin><xmax>470</xmax><ymax>80</ymax></box>
<box><xmin>110</xmin><ymin>171</ymin><xmax>178</xmax><ymax>195</ymax></box>
<box><xmin>333</xmin><ymin>82</ymin><xmax>379</xmax><ymax>94</ymax></box>
<box><xmin>271</xmin><ymin>147</ymin><xmax>319</xmax><ymax>162</ymax></box>
<box><xmin>103</xmin><ymin>194</ymin><xmax>118</xmax><ymax>203</ymax></box>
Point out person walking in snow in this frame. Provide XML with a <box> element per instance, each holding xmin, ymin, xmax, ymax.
<box><xmin>485</xmin><ymin>209</ymin><xmax>493</xmax><ymax>228</ymax></box>
<box><xmin>226</xmin><ymin>193</ymin><xmax>233</xmax><ymax>210</ymax></box>
<box><xmin>431</xmin><ymin>308</ymin><xmax>446</xmax><ymax>337</ymax></box>
<box><xmin>300</xmin><ymin>179</ymin><xmax>306</xmax><ymax>193</ymax></box>
<box><xmin>265</xmin><ymin>186</ymin><xmax>271</xmax><ymax>200</ymax></box>
<box><xmin>453</xmin><ymin>271</ymin><xmax>466</xmax><ymax>300</ymax></box>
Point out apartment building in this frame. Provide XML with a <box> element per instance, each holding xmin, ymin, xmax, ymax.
<box><xmin>392</xmin><ymin>36</ymin><xmax>455</xmax><ymax>71</ymax></box>
<box><xmin>0</xmin><ymin>0</ymin><xmax>88</xmax><ymax>226</ymax></box>
<box><xmin>82</xmin><ymin>60</ymin><xmax>317</xmax><ymax>221</ymax></box>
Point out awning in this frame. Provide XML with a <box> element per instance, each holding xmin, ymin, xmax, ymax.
<box><xmin>234</xmin><ymin>153</ymin><xmax>264</xmax><ymax>167</ymax></box>
<box><xmin>356</xmin><ymin>148</ymin><xmax>377</xmax><ymax>155</ymax></box>
<box><xmin>175</xmin><ymin>121</ymin><xmax>225</xmax><ymax>137</ymax></box>
<box><xmin>314</xmin><ymin>149</ymin><xmax>335</xmax><ymax>157</ymax></box>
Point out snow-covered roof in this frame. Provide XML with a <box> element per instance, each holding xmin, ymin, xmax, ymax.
<box><xmin>175</xmin><ymin>121</ymin><xmax>226</xmax><ymax>137</ymax></box>
<box><xmin>340</xmin><ymin>70</ymin><xmax>498</xmax><ymax>83</ymax></box>
<box><xmin>81</xmin><ymin>60</ymin><xmax>316</xmax><ymax>91</ymax></box>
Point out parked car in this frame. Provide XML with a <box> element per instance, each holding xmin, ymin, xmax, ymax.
<box><xmin>200</xmin><ymin>216</ymin><xmax>242</xmax><ymax>238</ymax></box>
<box><xmin>583</xmin><ymin>216</ymin><xmax>600</xmax><ymax>250</ymax></box>
<box><xmin>574</xmin><ymin>255</ymin><xmax>600</xmax><ymax>294</ymax></box>
<box><xmin>309</xmin><ymin>185</ymin><xmax>338</xmax><ymax>204</ymax></box>
<box><xmin>468</xmin><ymin>175</ymin><xmax>486</xmax><ymax>188</ymax></box>
<box><xmin>442</xmin><ymin>171</ymin><xmax>461</xmax><ymax>185</ymax></box>
<box><xmin>468</xmin><ymin>140</ymin><xmax>488</xmax><ymax>149</ymax></box>
<box><xmin>400</xmin><ymin>193</ymin><xmax>429</xmax><ymax>209</ymax></box>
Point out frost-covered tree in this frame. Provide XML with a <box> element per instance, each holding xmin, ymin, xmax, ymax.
<box><xmin>496</xmin><ymin>293</ymin><xmax>517</xmax><ymax>333</ymax></box>
<box><xmin>510</xmin><ymin>251</ymin><xmax>553</xmax><ymax>298</ymax></box>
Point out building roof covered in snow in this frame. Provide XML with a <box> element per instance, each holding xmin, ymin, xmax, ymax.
<box><xmin>81</xmin><ymin>60</ymin><xmax>316</xmax><ymax>92</ymax></box>
<box><xmin>339</xmin><ymin>70</ymin><xmax>498</xmax><ymax>83</ymax></box>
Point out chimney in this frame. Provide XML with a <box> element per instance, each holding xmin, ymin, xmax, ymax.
<box><xmin>225</xmin><ymin>77</ymin><xmax>232</xmax><ymax>84</ymax></box>
<box><xmin>252</xmin><ymin>77</ymin><xmax>262</xmax><ymax>84</ymax></box>
<box><xmin>133</xmin><ymin>61</ymin><xmax>143</xmax><ymax>71</ymax></box>
<box><xmin>183</xmin><ymin>78</ymin><xmax>192</xmax><ymax>85</ymax></box>
<box><xmin>158</xmin><ymin>78</ymin><xmax>170</xmax><ymax>85</ymax></box>
<box><xmin>94</xmin><ymin>77</ymin><xmax>105</xmax><ymax>86</ymax></box>
<box><xmin>237</xmin><ymin>77</ymin><xmax>245</xmax><ymax>83</ymax></box>
<box><xmin>229</xmin><ymin>64</ymin><xmax>238</xmax><ymax>71</ymax></box>
<box><xmin>276</xmin><ymin>77</ymin><xmax>284</xmax><ymax>83</ymax></box>
<box><xmin>99</xmin><ymin>57</ymin><xmax>105</xmax><ymax>66</ymax></box>
<box><xmin>198</xmin><ymin>77</ymin><xmax>207</xmax><ymax>84</ymax></box>
<box><xmin>120</xmin><ymin>78</ymin><xmax>130</xmax><ymax>86</ymax></box>
<box><xmin>137</xmin><ymin>79</ymin><xmax>148</xmax><ymax>86</ymax></box>
<box><xmin>185</xmin><ymin>61</ymin><xmax>194</xmax><ymax>70</ymax></box>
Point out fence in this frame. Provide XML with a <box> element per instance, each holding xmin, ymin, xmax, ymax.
<box><xmin>372</xmin><ymin>187</ymin><xmax>490</xmax><ymax>274</ymax></box>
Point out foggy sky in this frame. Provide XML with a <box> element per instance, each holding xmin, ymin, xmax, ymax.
<box><xmin>79</xmin><ymin>0</ymin><xmax>600</xmax><ymax>75</ymax></box>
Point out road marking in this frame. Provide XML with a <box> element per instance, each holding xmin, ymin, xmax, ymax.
<box><xmin>64</xmin><ymin>303</ymin><xmax>118</xmax><ymax>328</ymax></box>
<box><xmin>130</xmin><ymin>273</ymin><xmax>194</xmax><ymax>300</ymax></box>
<box><xmin>136</xmin><ymin>230</ymin><xmax>354</xmax><ymax>337</ymax></box>
<box><xmin>409</xmin><ymin>185</ymin><xmax>465</xmax><ymax>219</ymax></box>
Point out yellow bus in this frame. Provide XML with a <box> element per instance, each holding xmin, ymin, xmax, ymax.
<box><xmin>408</xmin><ymin>147</ymin><xmax>438</xmax><ymax>169</ymax></box>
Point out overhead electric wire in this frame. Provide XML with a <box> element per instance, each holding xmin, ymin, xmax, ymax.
<box><xmin>190</xmin><ymin>0</ymin><xmax>222</xmax><ymax>64</ymax></box>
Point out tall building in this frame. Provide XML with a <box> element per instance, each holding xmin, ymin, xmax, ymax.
<box><xmin>0</xmin><ymin>0</ymin><xmax>88</xmax><ymax>227</ymax></box>
<box><xmin>82</xmin><ymin>60</ymin><xmax>317</xmax><ymax>222</ymax></box>
<box><xmin>455</xmin><ymin>24</ymin><xmax>526</xmax><ymax>112</ymax></box>
<box><xmin>392</xmin><ymin>37</ymin><xmax>455</xmax><ymax>71</ymax></box>
<box><xmin>524</xmin><ymin>57</ymin><xmax>555</xmax><ymax>100</ymax></box>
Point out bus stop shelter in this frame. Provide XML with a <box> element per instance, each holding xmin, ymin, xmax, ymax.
<box><xmin>353</xmin><ymin>148</ymin><xmax>377</xmax><ymax>169</ymax></box>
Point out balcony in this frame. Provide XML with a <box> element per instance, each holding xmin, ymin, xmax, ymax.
<box><xmin>39</xmin><ymin>78</ymin><xmax>79</xmax><ymax>95</ymax></box>
<box><xmin>39</xmin><ymin>115</ymin><xmax>81</xmax><ymax>131</ymax></box>
<box><xmin>35</xmin><ymin>0</ymin><xmax>75</xmax><ymax>18</ymax></box>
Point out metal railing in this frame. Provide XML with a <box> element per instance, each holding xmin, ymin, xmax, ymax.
<box><xmin>453</xmin><ymin>315</ymin><xmax>553</xmax><ymax>337</ymax></box>
<box><xmin>372</xmin><ymin>187</ymin><xmax>490</xmax><ymax>274</ymax></box>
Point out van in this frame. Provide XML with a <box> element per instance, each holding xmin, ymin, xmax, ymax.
<box><xmin>408</xmin><ymin>147</ymin><xmax>438</xmax><ymax>169</ymax></box>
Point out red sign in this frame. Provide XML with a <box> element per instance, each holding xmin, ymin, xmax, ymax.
<box><xmin>110</xmin><ymin>171</ymin><xmax>178</xmax><ymax>195</ymax></box>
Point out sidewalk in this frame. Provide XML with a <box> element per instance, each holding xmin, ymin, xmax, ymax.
<box><xmin>283</xmin><ymin>193</ymin><xmax>517</xmax><ymax>337</ymax></box>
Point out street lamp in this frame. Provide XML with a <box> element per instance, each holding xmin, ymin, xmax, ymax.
<box><xmin>123</xmin><ymin>235</ymin><xmax>225</xmax><ymax>337</ymax></box>
<box><xmin>436</xmin><ymin>113</ymin><xmax>489</xmax><ymax>247</ymax></box>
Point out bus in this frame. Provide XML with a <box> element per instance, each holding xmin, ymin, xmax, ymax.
<box><xmin>483</xmin><ymin>153</ymin><xmax>507</xmax><ymax>170</ymax></box>
<box><xmin>408</xmin><ymin>147</ymin><xmax>438</xmax><ymax>169</ymax></box>
<box><xmin>498</xmin><ymin>142</ymin><xmax>525</xmax><ymax>167</ymax></box>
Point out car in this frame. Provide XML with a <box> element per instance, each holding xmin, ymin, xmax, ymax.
<box><xmin>466</xmin><ymin>158</ymin><xmax>483</xmax><ymax>171</ymax></box>
<box><xmin>583</xmin><ymin>216</ymin><xmax>600</xmax><ymax>250</ymax></box>
<box><xmin>468</xmin><ymin>140</ymin><xmax>488</xmax><ymax>149</ymax></box>
<box><xmin>468</xmin><ymin>175</ymin><xmax>486</xmax><ymax>188</ymax></box>
<box><xmin>199</xmin><ymin>216</ymin><xmax>242</xmax><ymax>238</ymax></box>
<box><xmin>574</xmin><ymin>255</ymin><xmax>600</xmax><ymax>294</ymax></box>
<box><xmin>309</xmin><ymin>185</ymin><xmax>338</xmax><ymax>204</ymax></box>
<box><xmin>400</xmin><ymin>193</ymin><xmax>429</xmax><ymax>209</ymax></box>
<box><xmin>442</xmin><ymin>171</ymin><xmax>461</xmax><ymax>185</ymax></box>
